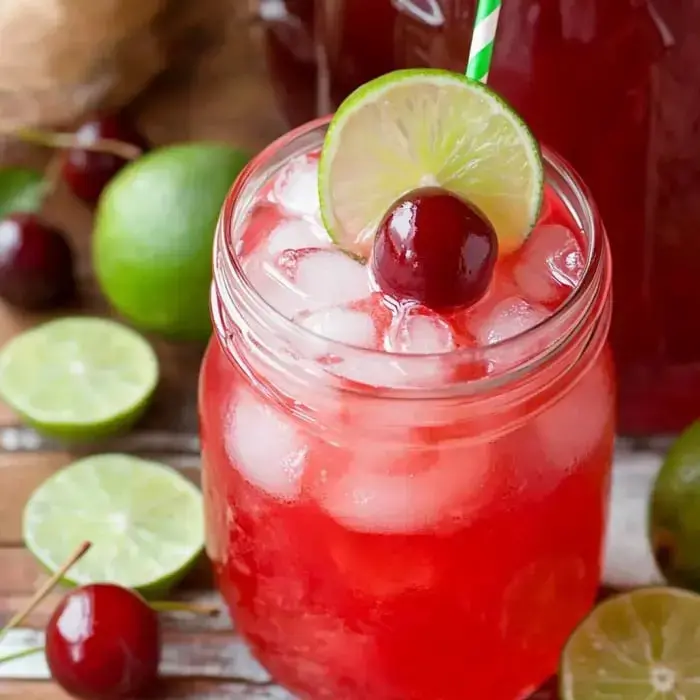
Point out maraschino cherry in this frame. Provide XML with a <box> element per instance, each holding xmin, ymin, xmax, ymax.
<box><xmin>372</xmin><ymin>187</ymin><xmax>498</xmax><ymax>310</ymax></box>
<box><xmin>0</xmin><ymin>213</ymin><xmax>76</xmax><ymax>310</ymax></box>
<box><xmin>45</xmin><ymin>583</ymin><xmax>161</xmax><ymax>700</ymax></box>
<box><xmin>61</xmin><ymin>113</ymin><xmax>149</xmax><ymax>204</ymax></box>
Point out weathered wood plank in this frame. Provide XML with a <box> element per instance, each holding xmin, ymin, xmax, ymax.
<box><xmin>0</xmin><ymin>679</ymin><xmax>293</xmax><ymax>700</ymax></box>
<box><xmin>0</xmin><ymin>426</ymin><xmax>200</xmax><ymax>455</ymax></box>
<box><xmin>0</xmin><ymin>628</ymin><xmax>270</xmax><ymax>683</ymax></box>
<box><xmin>0</xmin><ymin>548</ymin><xmax>214</xmax><ymax>595</ymax></box>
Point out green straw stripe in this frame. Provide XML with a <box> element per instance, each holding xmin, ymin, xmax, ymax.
<box><xmin>466</xmin><ymin>0</ymin><xmax>502</xmax><ymax>83</ymax></box>
<box><xmin>466</xmin><ymin>43</ymin><xmax>495</xmax><ymax>82</ymax></box>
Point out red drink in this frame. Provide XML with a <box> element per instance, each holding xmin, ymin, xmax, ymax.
<box><xmin>260</xmin><ymin>0</ymin><xmax>699</xmax><ymax>434</ymax></box>
<box><xmin>199</xmin><ymin>117</ymin><xmax>614</xmax><ymax>699</ymax></box>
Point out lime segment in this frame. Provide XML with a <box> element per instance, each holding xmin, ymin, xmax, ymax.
<box><xmin>23</xmin><ymin>454</ymin><xmax>204</xmax><ymax>597</ymax></box>
<box><xmin>560</xmin><ymin>587</ymin><xmax>700</xmax><ymax>699</ymax></box>
<box><xmin>319</xmin><ymin>68</ymin><xmax>543</xmax><ymax>256</ymax></box>
<box><xmin>0</xmin><ymin>317</ymin><xmax>158</xmax><ymax>441</ymax></box>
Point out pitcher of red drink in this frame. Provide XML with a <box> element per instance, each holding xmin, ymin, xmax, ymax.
<box><xmin>259</xmin><ymin>0</ymin><xmax>700</xmax><ymax>435</ymax></box>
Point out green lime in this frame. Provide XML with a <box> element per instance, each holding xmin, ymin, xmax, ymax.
<box><xmin>318</xmin><ymin>68</ymin><xmax>543</xmax><ymax>257</ymax></box>
<box><xmin>23</xmin><ymin>454</ymin><xmax>204</xmax><ymax>598</ymax></box>
<box><xmin>649</xmin><ymin>420</ymin><xmax>700</xmax><ymax>592</ymax></box>
<box><xmin>0</xmin><ymin>317</ymin><xmax>158</xmax><ymax>441</ymax></box>
<box><xmin>560</xmin><ymin>587</ymin><xmax>700</xmax><ymax>699</ymax></box>
<box><xmin>93</xmin><ymin>143</ymin><xmax>249</xmax><ymax>342</ymax></box>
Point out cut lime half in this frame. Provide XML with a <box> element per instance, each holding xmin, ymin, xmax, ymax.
<box><xmin>23</xmin><ymin>454</ymin><xmax>204</xmax><ymax>598</ymax></box>
<box><xmin>560</xmin><ymin>587</ymin><xmax>700</xmax><ymax>699</ymax></box>
<box><xmin>0</xmin><ymin>317</ymin><xmax>159</xmax><ymax>441</ymax></box>
<box><xmin>319</xmin><ymin>68</ymin><xmax>544</xmax><ymax>256</ymax></box>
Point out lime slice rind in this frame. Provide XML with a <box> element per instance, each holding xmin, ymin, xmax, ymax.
<box><xmin>0</xmin><ymin>317</ymin><xmax>159</xmax><ymax>441</ymax></box>
<box><xmin>560</xmin><ymin>587</ymin><xmax>700</xmax><ymax>699</ymax></box>
<box><xmin>319</xmin><ymin>68</ymin><xmax>543</xmax><ymax>256</ymax></box>
<box><xmin>23</xmin><ymin>454</ymin><xmax>205</xmax><ymax>598</ymax></box>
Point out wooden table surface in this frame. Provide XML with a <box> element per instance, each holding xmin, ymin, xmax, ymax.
<box><xmin>0</xmin><ymin>5</ymin><xmax>667</xmax><ymax>699</ymax></box>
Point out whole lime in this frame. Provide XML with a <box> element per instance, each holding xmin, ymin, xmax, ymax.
<box><xmin>93</xmin><ymin>143</ymin><xmax>249</xmax><ymax>341</ymax></box>
<box><xmin>649</xmin><ymin>420</ymin><xmax>700</xmax><ymax>592</ymax></box>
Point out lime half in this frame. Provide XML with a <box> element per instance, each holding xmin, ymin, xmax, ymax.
<box><xmin>23</xmin><ymin>454</ymin><xmax>204</xmax><ymax>597</ymax></box>
<box><xmin>560</xmin><ymin>587</ymin><xmax>700</xmax><ymax>699</ymax></box>
<box><xmin>0</xmin><ymin>317</ymin><xmax>158</xmax><ymax>441</ymax></box>
<box><xmin>319</xmin><ymin>68</ymin><xmax>544</xmax><ymax>256</ymax></box>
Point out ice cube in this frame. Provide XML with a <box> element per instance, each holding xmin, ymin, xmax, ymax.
<box><xmin>327</xmin><ymin>354</ymin><xmax>411</xmax><ymax>388</ymax></box>
<box><xmin>267</xmin><ymin>218</ymin><xmax>330</xmax><ymax>256</ymax></box>
<box><xmin>472</xmin><ymin>296</ymin><xmax>549</xmax><ymax>346</ymax></box>
<box><xmin>320</xmin><ymin>442</ymin><xmax>493</xmax><ymax>534</ymax></box>
<box><xmin>467</xmin><ymin>296</ymin><xmax>550</xmax><ymax>372</ymax></box>
<box><xmin>299</xmin><ymin>307</ymin><xmax>377</xmax><ymax>349</ymax></box>
<box><xmin>226</xmin><ymin>389</ymin><xmax>308</xmax><ymax>500</ymax></box>
<box><xmin>271</xmin><ymin>154</ymin><xmax>321</xmax><ymax>217</ymax></box>
<box><xmin>293</xmin><ymin>249</ymin><xmax>371</xmax><ymax>308</ymax></box>
<box><xmin>388</xmin><ymin>307</ymin><xmax>455</xmax><ymax>354</ymax></box>
<box><xmin>244</xmin><ymin>255</ymin><xmax>310</xmax><ymax>319</ymax></box>
<box><xmin>513</xmin><ymin>224</ymin><xmax>585</xmax><ymax>307</ymax></box>
<box><xmin>535</xmin><ymin>351</ymin><xmax>613</xmax><ymax>467</ymax></box>
<box><xmin>245</xmin><ymin>248</ymin><xmax>371</xmax><ymax>320</ymax></box>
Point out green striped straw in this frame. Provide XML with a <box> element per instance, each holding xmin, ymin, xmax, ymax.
<box><xmin>465</xmin><ymin>0</ymin><xmax>502</xmax><ymax>83</ymax></box>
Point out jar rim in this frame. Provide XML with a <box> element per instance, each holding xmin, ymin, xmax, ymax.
<box><xmin>213</xmin><ymin>116</ymin><xmax>611</xmax><ymax>395</ymax></box>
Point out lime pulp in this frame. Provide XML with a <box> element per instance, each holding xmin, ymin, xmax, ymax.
<box><xmin>560</xmin><ymin>587</ymin><xmax>700</xmax><ymax>699</ymax></box>
<box><xmin>23</xmin><ymin>454</ymin><xmax>205</xmax><ymax>598</ymax></box>
<box><xmin>318</xmin><ymin>68</ymin><xmax>544</xmax><ymax>257</ymax></box>
<box><xmin>0</xmin><ymin>317</ymin><xmax>159</xmax><ymax>441</ymax></box>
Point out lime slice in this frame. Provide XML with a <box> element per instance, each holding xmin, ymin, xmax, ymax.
<box><xmin>650</xmin><ymin>420</ymin><xmax>700</xmax><ymax>592</ymax></box>
<box><xmin>23</xmin><ymin>454</ymin><xmax>204</xmax><ymax>597</ymax></box>
<box><xmin>0</xmin><ymin>317</ymin><xmax>158</xmax><ymax>441</ymax></box>
<box><xmin>319</xmin><ymin>68</ymin><xmax>544</xmax><ymax>256</ymax></box>
<box><xmin>560</xmin><ymin>587</ymin><xmax>700</xmax><ymax>699</ymax></box>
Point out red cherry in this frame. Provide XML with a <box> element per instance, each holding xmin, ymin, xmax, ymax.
<box><xmin>45</xmin><ymin>583</ymin><xmax>161</xmax><ymax>700</ymax></box>
<box><xmin>61</xmin><ymin>113</ymin><xmax>149</xmax><ymax>204</ymax></box>
<box><xmin>0</xmin><ymin>213</ymin><xmax>76</xmax><ymax>310</ymax></box>
<box><xmin>372</xmin><ymin>187</ymin><xmax>498</xmax><ymax>310</ymax></box>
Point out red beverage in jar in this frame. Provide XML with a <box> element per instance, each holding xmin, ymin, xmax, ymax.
<box><xmin>199</xmin><ymin>116</ymin><xmax>614</xmax><ymax>699</ymax></box>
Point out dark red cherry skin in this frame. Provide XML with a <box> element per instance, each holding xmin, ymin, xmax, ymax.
<box><xmin>61</xmin><ymin>113</ymin><xmax>149</xmax><ymax>204</ymax></box>
<box><xmin>0</xmin><ymin>213</ymin><xmax>76</xmax><ymax>310</ymax></box>
<box><xmin>45</xmin><ymin>583</ymin><xmax>161</xmax><ymax>700</ymax></box>
<box><xmin>372</xmin><ymin>187</ymin><xmax>498</xmax><ymax>310</ymax></box>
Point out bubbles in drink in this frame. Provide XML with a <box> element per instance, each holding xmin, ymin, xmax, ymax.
<box><xmin>271</xmin><ymin>152</ymin><xmax>322</xmax><ymax>218</ymax></box>
<box><xmin>513</xmin><ymin>224</ymin><xmax>585</xmax><ymax>307</ymax></box>
<box><xmin>226</xmin><ymin>389</ymin><xmax>308</xmax><ymax>500</ymax></box>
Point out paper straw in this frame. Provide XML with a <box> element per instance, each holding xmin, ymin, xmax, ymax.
<box><xmin>465</xmin><ymin>0</ymin><xmax>502</xmax><ymax>83</ymax></box>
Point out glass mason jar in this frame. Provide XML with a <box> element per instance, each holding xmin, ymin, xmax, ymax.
<box><xmin>259</xmin><ymin>0</ymin><xmax>699</xmax><ymax>436</ymax></box>
<box><xmin>199</xmin><ymin>117</ymin><xmax>615</xmax><ymax>700</ymax></box>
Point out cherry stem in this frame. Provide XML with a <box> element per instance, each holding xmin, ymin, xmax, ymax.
<box><xmin>0</xmin><ymin>646</ymin><xmax>44</xmax><ymax>666</ymax></box>
<box><xmin>149</xmin><ymin>600</ymin><xmax>220</xmax><ymax>617</ymax></box>
<box><xmin>0</xmin><ymin>541</ymin><xmax>91</xmax><ymax>645</ymax></box>
<box><xmin>16</xmin><ymin>127</ymin><xmax>142</xmax><ymax>160</ymax></box>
